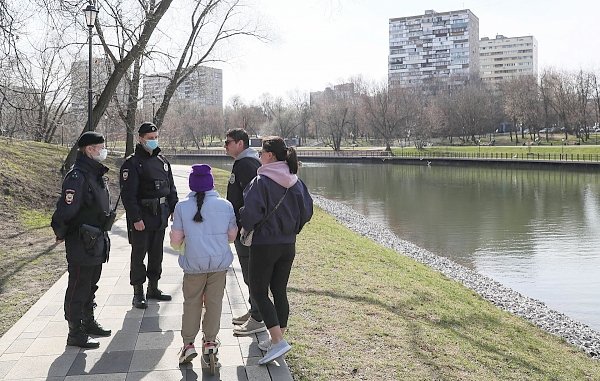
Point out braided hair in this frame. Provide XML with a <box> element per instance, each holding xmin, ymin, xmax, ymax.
<box><xmin>193</xmin><ymin>192</ymin><xmax>206</xmax><ymax>222</ymax></box>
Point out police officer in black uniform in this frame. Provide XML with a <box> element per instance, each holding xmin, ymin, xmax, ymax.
<box><xmin>120</xmin><ymin>122</ymin><xmax>178</xmax><ymax>309</ymax></box>
<box><xmin>51</xmin><ymin>131</ymin><xmax>113</xmax><ymax>349</ymax></box>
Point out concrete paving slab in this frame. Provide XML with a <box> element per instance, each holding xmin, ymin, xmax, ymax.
<box><xmin>0</xmin><ymin>165</ymin><xmax>293</xmax><ymax>381</ymax></box>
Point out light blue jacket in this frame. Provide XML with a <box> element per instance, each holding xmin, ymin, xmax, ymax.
<box><xmin>171</xmin><ymin>190</ymin><xmax>237</xmax><ymax>274</ymax></box>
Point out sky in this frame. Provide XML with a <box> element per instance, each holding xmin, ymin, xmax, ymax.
<box><xmin>214</xmin><ymin>0</ymin><xmax>600</xmax><ymax>105</ymax></box>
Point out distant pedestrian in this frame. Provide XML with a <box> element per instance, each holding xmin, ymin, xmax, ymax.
<box><xmin>51</xmin><ymin>131</ymin><xmax>113</xmax><ymax>349</ymax></box>
<box><xmin>240</xmin><ymin>136</ymin><xmax>313</xmax><ymax>364</ymax></box>
<box><xmin>120</xmin><ymin>122</ymin><xmax>178</xmax><ymax>309</ymax></box>
<box><xmin>170</xmin><ymin>164</ymin><xmax>238</xmax><ymax>365</ymax></box>
<box><xmin>224</xmin><ymin>128</ymin><xmax>266</xmax><ymax>335</ymax></box>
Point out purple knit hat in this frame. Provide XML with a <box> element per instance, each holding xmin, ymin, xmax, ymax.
<box><xmin>189</xmin><ymin>164</ymin><xmax>214</xmax><ymax>192</ymax></box>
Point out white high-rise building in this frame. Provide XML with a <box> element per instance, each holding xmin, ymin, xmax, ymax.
<box><xmin>69</xmin><ymin>57</ymin><xmax>128</xmax><ymax>113</ymax></box>
<box><xmin>388</xmin><ymin>9</ymin><xmax>480</xmax><ymax>91</ymax></box>
<box><xmin>479</xmin><ymin>35</ymin><xmax>538</xmax><ymax>86</ymax></box>
<box><xmin>142</xmin><ymin>66</ymin><xmax>223</xmax><ymax>112</ymax></box>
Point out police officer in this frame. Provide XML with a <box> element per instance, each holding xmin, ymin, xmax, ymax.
<box><xmin>120</xmin><ymin>122</ymin><xmax>178</xmax><ymax>309</ymax></box>
<box><xmin>51</xmin><ymin>131</ymin><xmax>112</xmax><ymax>349</ymax></box>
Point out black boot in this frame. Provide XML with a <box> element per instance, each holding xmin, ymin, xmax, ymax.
<box><xmin>82</xmin><ymin>310</ymin><xmax>111</xmax><ymax>337</ymax></box>
<box><xmin>67</xmin><ymin>321</ymin><xmax>100</xmax><ymax>349</ymax></box>
<box><xmin>147</xmin><ymin>280</ymin><xmax>171</xmax><ymax>301</ymax></box>
<box><xmin>132</xmin><ymin>284</ymin><xmax>147</xmax><ymax>309</ymax></box>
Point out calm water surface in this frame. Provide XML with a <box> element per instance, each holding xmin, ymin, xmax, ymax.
<box><xmin>174</xmin><ymin>158</ymin><xmax>600</xmax><ymax>331</ymax></box>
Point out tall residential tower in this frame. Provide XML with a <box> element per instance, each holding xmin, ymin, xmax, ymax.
<box><xmin>388</xmin><ymin>9</ymin><xmax>480</xmax><ymax>91</ymax></box>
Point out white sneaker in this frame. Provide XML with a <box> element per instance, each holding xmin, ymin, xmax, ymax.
<box><xmin>258</xmin><ymin>339</ymin><xmax>291</xmax><ymax>365</ymax></box>
<box><xmin>233</xmin><ymin>317</ymin><xmax>267</xmax><ymax>336</ymax></box>
<box><xmin>232</xmin><ymin>311</ymin><xmax>251</xmax><ymax>325</ymax></box>
<box><xmin>258</xmin><ymin>338</ymin><xmax>271</xmax><ymax>351</ymax></box>
<box><xmin>178</xmin><ymin>343</ymin><xmax>197</xmax><ymax>364</ymax></box>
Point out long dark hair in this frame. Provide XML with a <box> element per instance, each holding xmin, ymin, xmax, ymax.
<box><xmin>193</xmin><ymin>192</ymin><xmax>206</xmax><ymax>222</ymax></box>
<box><xmin>262</xmin><ymin>136</ymin><xmax>299</xmax><ymax>174</ymax></box>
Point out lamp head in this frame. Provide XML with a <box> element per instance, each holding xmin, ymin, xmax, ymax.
<box><xmin>84</xmin><ymin>4</ymin><xmax>98</xmax><ymax>28</ymax></box>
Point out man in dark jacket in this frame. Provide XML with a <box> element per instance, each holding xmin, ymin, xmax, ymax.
<box><xmin>120</xmin><ymin>122</ymin><xmax>178</xmax><ymax>309</ymax></box>
<box><xmin>224</xmin><ymin>128</ymin><xmax>266</xmax><ymax>335</ymax></box>
<box><xmin>51</xmin><ymin>131</ymin><xmax>112</xmax><ymax>349</ymax></box>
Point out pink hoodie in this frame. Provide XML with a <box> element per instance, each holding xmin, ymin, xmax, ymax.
<box><xmin>256</xmin><ymin>160</ymin><xmax>298</xmax><ymax>188</ymax></box>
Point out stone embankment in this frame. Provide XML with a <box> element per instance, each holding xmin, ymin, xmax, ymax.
<box><xmin>313</xmin><ymin>195</ymin><xmax>600</xmax><ymax>358</ymax></box>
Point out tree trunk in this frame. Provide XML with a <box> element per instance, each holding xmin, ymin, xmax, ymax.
<box><xmin>61</xmin><ymin>0</ymin><xmax>174</xmax><ymax>174</ymax></box>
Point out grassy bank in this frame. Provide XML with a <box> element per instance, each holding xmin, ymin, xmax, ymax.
<box><xmin>3</xmin><ymin>139</ymin><xmax>600</xmax><ymax>380</ymax></box>
<box><xmin>286</xmin><ymin>210</ymin><xmax>600</xmax><ymax>380</ymax></box>
<box><xmin>0</xmin><ymin>138</ymin><xmax>122</xmax><ymax>336</ymax></box>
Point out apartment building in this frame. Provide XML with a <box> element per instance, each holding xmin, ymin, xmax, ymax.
<box><xmin>309</xmin><ymin>83</ymin><xmax>356</xmax><ymax>106</ymax></box>
<box><xmin>388</xmin><ymin>9</ymin><xmax>480</xmax><ymax>91</ymax></box>
<box><xmin>69</xmin><ymin>57</ymin><xmax>128</xmax><ymax>113</ymax></box>
<box><xmin>142</xmin><ymin>66</ymin><xmax>223</xmax><ymax>112</ymax></box>
<box><xmin>479</xmin><ymin>35</ymin><xmax>538</xmax><ymax>86</ymax></box>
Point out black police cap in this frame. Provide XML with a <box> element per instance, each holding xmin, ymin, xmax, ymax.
<box><xmin>77</xmin><ymin>131</ymin><xmax>105</xmax><ymax>147</ymax></box>
<box><xmin>138</xmin><ymin>122</ymin><xmax>158</xmax><ymax>135</ymax></box>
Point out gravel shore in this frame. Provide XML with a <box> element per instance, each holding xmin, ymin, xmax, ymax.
<box><xmin>313</xmin><ymin>194</ymin><xmax>600</xmax><ymax>358</ymax></box>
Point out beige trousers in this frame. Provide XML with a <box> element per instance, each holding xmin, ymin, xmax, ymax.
<box><xmin>181</xmin><ymin>271</ymin><xmax>227</xmax><ymax>344</ymax></box>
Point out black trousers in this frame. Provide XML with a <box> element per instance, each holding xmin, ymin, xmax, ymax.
<box><xmin>234</xmin><ymin>239</ymin><xmax>262</xmax><ymax>321</ymax></box>
<box><xmin>129</xmin><ymin>228</ymin><xmax>165</xmax><ymax>286</ymax></box>
<box><xmin>248</xmin><ymin>243</ymin><xmax>295</xmax><ymax>329</ymax></box>
<box><xmin>64</xmin><ymin>263</ymin><xmax>102</xmax><ymax>322</ymax></box>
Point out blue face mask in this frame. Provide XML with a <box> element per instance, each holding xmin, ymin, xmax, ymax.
<box><xmin>144</xmin><ymin>139</ymin><xmax>159</xmax><ymax>151</ymax></box>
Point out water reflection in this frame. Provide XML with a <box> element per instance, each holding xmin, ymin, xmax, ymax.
<box><xmin>297</xmin><ymin>162</ymin><xmax>600</xmax><ymax>331</ymax></box>
<box><xmin>172</xmin><ymin>158</ymin><xmax>600</xmax><ymax>331</ymax></box>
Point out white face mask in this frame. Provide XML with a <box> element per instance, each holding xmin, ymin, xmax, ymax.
<box><xmin>93</xmin><ymin>148</ymin><xmax>108</xmax><ymax>162</ymax></box>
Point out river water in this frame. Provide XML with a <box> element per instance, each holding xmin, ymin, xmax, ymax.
<box><xmin>173</xmin><ymin>158</ymin><xmax>600</xmax><ymax>331</ymax></box>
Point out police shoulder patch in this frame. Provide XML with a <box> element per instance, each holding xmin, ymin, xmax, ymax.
<box><xmin>228</xmin><ymin>173</ymin><xmax>235</xmax><ymax>184</ymax></box>
<box><xmin>122</xmin><ymin>169</ymin><xmax>129</xmax><ymax>181</ymax></box>
<box><xmin>65</xmin><ymin>189</ymin><xmax>75</xmax><ymax>205</ymax></box>
<box><xmin>163</xmin><ymin>163</ymin><xmax>168</xmax><ymax>172</ymax></box>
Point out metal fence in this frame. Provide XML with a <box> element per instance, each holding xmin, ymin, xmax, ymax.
<box><xmin>134</xmin><ymin>148</ymin><xmax>600</xmax><ymax>163</ymax></box>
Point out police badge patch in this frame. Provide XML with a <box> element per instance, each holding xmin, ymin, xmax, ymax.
<box><xmin>164</xmin><ymin>163</ymin><xmax>168</xmax><ymax>172</ymax></box>
<box><xmin>65</xmin><ymin>189</ymin><xmax>75</xmax><ymax>205</ymax></box>
<box><xmin>228</xmin><ymin>173</ymin><xmax>235</xmax><ymax>184</ymax></box>
<box><xmin>122</xmin><ymin>169</ymin><xmax>129</xmax><ymax>181</ymax></box>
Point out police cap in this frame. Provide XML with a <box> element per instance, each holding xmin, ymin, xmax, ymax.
<box><xmin>77</xmin><ymin>131</ymin><xmax>105</xmax><ymax>147</ymax></box>
<box><xmin>138</xmin><ymin>122</ymin><xmax>158</xmax><ymax>135</ymax></box>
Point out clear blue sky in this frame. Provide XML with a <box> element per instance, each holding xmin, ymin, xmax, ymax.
<box><xmin>217</xmin><ymin>0</ymin><xmax>600</xmax><ymax>104</ymax></box>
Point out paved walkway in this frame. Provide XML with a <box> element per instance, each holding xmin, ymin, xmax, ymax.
<box><xmin>0</xmin><ymin>165</ymin><xmax>293</xmax><ymax>381</ymax></box>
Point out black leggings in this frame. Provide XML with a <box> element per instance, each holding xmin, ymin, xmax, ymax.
<box><xmin>248</xmin><ymin>243</ymin><xmax>295</xmax><ymax>329</ymax></box>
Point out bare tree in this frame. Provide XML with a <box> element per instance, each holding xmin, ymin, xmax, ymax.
<box><xmin>574</xmin><ymin>69</ymin><xmax>593</xmax><ymax>140</ymax></box>
<box><xmin>49</xmin><ymin>0</ymin><xmax>175</xmax><ymax>171</ymax></box>
<box><xmin>225</xmin><ymin>96</ymin><xmax>265</xmax><ymax>136</ymax></box>
<box><xmin>149</xmin><ymin>0</ymin><xmax>264</xmax><ymax>137</ymax></box>
<box><xmin>592</xmin><ymin>71</ymin><xmax>600</xmax><ymax>128</ymax></box>
<box><xmin>542</xmin><ymin>68</ymin><xmax>577</xmax><ymax>140</ymax></box>
<box><xmin>361</xmin><ymin>82</ymin><xmax>409</xmax><ymax>151</ymax></box>
<box><xmin>312</xmin><ymin>88</ymin><xmax>355</xmax><ymax>151</ymax></box>
<box><xmin>263</xmin><ymin>97</ymin><xmax>301</xmax><ymax>138</ymax></box>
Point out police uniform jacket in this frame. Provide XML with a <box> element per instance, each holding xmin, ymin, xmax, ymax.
<box><xmin>119</xmin><ymin>144</ymin><xmax>178</xmax><ymax>230</ymax></box>
<box><xmin>51</xmin><ymin>152</ymin><xmax>111</xmax><ymax>266</ymax></box>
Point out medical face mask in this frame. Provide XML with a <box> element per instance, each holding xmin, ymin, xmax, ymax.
<box><xmin>144</xmin><ymin>139</ymin><xmax>159</xmax><ymax>151</ymax></box>
<box><xmin>93</xmin><ymin>148</ymin><xmax>108</xmax><ymax>162</ymax></box>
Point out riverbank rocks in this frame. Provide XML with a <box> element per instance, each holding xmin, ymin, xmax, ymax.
<box><xmin>313</xmin><ymin>195</ymin><xmax>600</xmax><ymax>359</ymax></box>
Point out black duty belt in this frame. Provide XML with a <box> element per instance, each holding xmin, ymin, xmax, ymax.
<box><xmin>141</xmin><ymin>197</ymin><xmax>167</xmax><ymax>204</ymax></box>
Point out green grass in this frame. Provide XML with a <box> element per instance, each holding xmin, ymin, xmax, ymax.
<box><xmin>286</xmin><ymin>210</ymin><xmax>600</xmax><ymax>380</ymax></box>
<box><xmin>3</xmin><ymin>140</ymin><xmax>600</xmax><ymax>380</ymax></box>
<box><xmin>392</xmin><ymin>144</ymin><xmax>600</xmax><ymax>157</ymax></box>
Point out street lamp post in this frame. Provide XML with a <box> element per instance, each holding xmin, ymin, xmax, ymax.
<box><xmin>84</xmin><ymin>3</ymin><xmax>98</xmax><ymax>132</ymax></box>
<box><xmin>152</xmin><ymin>95</ymin><xmax>156</xmax><ymax>124</ymax></box>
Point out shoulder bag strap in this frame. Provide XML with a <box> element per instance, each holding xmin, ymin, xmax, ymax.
<box><xmin>254</xmin><ymin>188</ymin><xmax>289</xmax><ymax>230</ymax></box>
